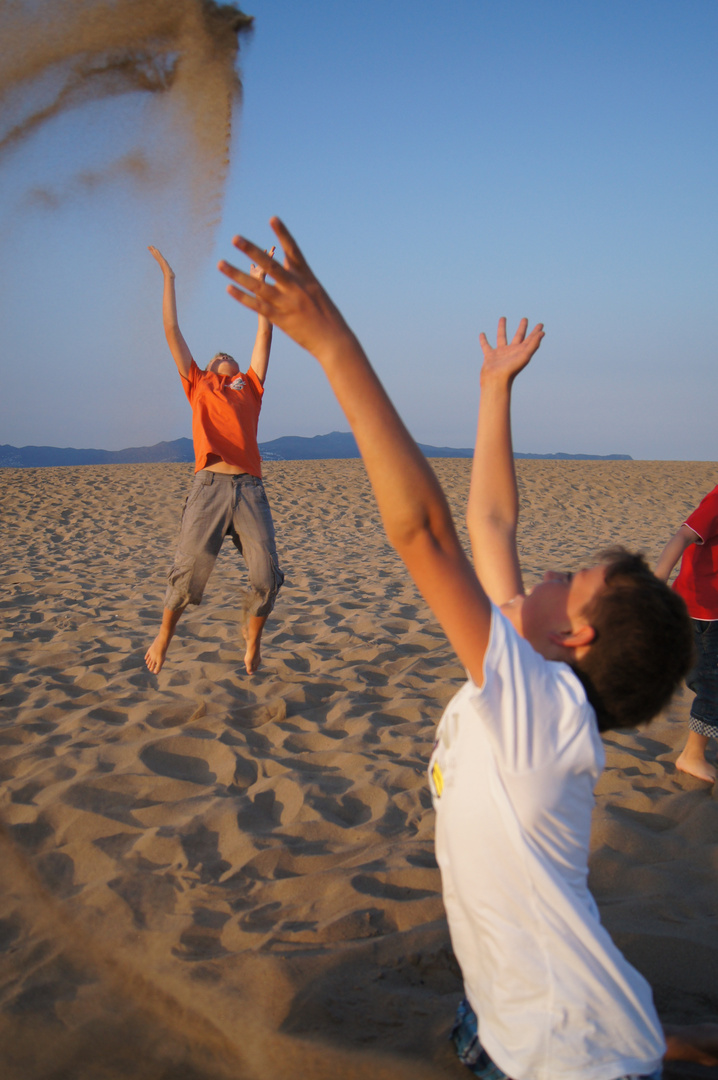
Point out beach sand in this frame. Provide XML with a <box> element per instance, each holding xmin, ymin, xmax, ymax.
<box><xmin>1</xmin><ymin>459</ymin><xmax>717</xmax><ymax>1080</ymax></box>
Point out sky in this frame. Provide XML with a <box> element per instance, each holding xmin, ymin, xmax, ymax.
<box><xmin>1</xmin><ymin>0</ymin><xmax>717</xmax><ymax>460</ymax></box>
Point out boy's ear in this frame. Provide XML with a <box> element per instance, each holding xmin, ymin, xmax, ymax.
<box><xmin>548</xmin><ymin>624</ymin><xmax>596</xmax><ymax>653</ymax></box>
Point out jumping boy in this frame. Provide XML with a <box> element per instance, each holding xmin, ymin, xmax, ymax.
<box><xmin>655</xmin><ymin>485</ymin><xmax>718</xmax><ymax>784</ymax></box>
<box><xmin>219</xmin><ymin>221</ymin><xmax>698</xmax><ymax>1079</ymax></box>
<box><xmin>145</xmin><ymin>245</ymin><xmax>284</xmax><ymax>676</ymax></box>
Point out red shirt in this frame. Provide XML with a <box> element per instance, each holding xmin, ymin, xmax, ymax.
<box><xmin>673</xmin><ymin>484</ymin><xmax>718</xmax><ymax>619</ymax></box>
<box><xmin>181</xmin><ymin>361</ymin><xmax>263</xmax><ymax>477</ymax></box>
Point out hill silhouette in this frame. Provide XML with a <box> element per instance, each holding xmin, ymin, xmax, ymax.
<box><xmin>0</xmin><ymin>432</ymin><xmax>632</xmax><ymax>467</ymax></box>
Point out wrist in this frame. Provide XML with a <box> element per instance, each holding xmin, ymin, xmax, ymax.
<box><xmin>479</xmin><ymin>371</ymin><xmax>514</xmax><ymax>396</ymax></box>
<box><xmin>480</xmin><ymin>363</ymin><xmax>514</xmax><ymax>384</ymax></box>
<box><xmin>314</xmin><ymin>326</ymin><xmax>364</xmax><ymax>370</ymax></box>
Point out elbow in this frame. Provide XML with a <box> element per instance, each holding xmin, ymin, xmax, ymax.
<box><xmin>466</xmin><ymin>512</ymin><xmax>516</xmax><ymax>546</ymax></box>
<box><xmin>385</xmin><ymin>519</ymin><xmax>425</xmax><ymax>554</ymax></box>
<box><xmin>385</xmin><ymin>508</ymin><xmax>454</xmax><ymax>560</ymax></box>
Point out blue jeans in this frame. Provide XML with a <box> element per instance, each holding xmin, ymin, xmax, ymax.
<box><xmin>451</xmin><ymin>999</ymin><xmax>662</xmax><ymax>1080</ymax></box>
<box><xmin>687</xmin><ymin>619</ymin><xmax>718</xmax><ymax>738</ymax></box>
<box><xmin>165</xmin><ymin>471</ymin><xmax>283</xmax><ymax>618</ymax></box>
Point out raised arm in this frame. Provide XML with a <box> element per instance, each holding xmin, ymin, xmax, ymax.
<box><xmin>148</xmin><ymin>246</ymin><xmax>194</xmax><ymax>379</ymax></box>
<box><xmin>654</xmin><ymin>524</ymin><xmax>700</xmax><ymax>582</ymax></box>
<box><xmin>219</xmin><ymin>219</ymin><xmax>492</xmax><ymax>684</ymax></box>
<box><xmin>466</xmin><ymin>317</ymin><xmax>544</xmax><ymax>605</ymax></box>
<box><xmin>248</xmin><ymin>247</ymin><xmax>275</xmax><ymax>386</ymax></box>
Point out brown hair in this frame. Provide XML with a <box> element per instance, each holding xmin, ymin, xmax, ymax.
<box><xmin>573</xmin><ymin>548</ymin><xmax>694</xmax><ymax>732</ymax></box>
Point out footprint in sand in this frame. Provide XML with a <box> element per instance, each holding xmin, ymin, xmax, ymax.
<box><xmin>235</xmin><ymin>776</ymin><xmax>305</xmax><ymax>831</ymax></box>
<box><xmin>174</xmin><ymin>908</ymin><xmax>231</xmax><ymax>961</ymax></box>
<box><xmin>351</xmin><ymin>874</ymin><xmax>437</xmax><ymax>902</ymax></box>
<box><xmin>140</xmin><ymin>736</ymin><xmax>237</xmax><ymax>786</ymax></box>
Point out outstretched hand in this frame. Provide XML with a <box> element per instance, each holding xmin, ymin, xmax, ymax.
<box><xmin>218</xmin><ymin>219</ymin><xmax>356</xmax><ymax>359</ymax></box>
<box><xmin>479</xmin><ymin>317</ymin><xmax>544</xmax><ymax>385</ymax></box>
<box><xmin>249</xmin><ymin>246</ymin><xmax>276</xmax><ymax>284</ymax></box>
<box><xmin>148</xmin><ymin>245</ymin><xmax>175</xmax><ymax>279</ymax></box>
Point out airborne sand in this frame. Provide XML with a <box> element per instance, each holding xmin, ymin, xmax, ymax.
<box><xmin>0</xmin><ymin>0</ymin><xmax>252</xmax><ymax>247</ymax></box>
<box><xmin>1</xmin><ymin>460</ymin><xmax>717</xmax><ymax>1079</ymax></box>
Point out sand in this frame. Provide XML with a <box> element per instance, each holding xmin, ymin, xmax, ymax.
<box><xmin>1</xmin><ymin>459</ymin><xmax>717</xmax><ymax>1080</ymax></box>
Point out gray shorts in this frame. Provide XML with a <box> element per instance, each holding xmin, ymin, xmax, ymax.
<box><xmin>165</xmin><ymin>471</ymin><xmax>284</xmax><ymax>619</ymax></box>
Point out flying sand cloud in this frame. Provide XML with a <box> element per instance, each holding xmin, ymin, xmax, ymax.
<box><xmin>0</xmin><ymin>0</ymin><xmax>253</xmax><ymax>232</ymax></box>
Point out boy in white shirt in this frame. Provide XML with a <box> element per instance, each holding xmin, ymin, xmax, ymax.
<box><xmin>219</xmin><ymin>220</ymin><xmax>712</xmax><ymax>1080</ymax></box>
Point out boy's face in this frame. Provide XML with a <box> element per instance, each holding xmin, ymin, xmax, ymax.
<box><xmin>505</xmin><ymin>564</ymin><xmax>607</xmax><ymax>660</ymax></box>
<box><xmin>207</xmin><ymin>355</ymin><xmax>240</xmax><ymax>376</ymax></box>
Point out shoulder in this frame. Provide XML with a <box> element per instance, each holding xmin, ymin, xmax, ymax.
<box><xmin>464</xmin><ymin>606</ymin><xmax>596</xmax><ymax>765</ymax></box>
<box><xmin>686</xmin><ymin>486</ymin><xmax>718</xmax><ymax>541</ymax></box>
<box><xmin>245</xmin><ymin>367</ymin><xmax>265</xmax><ymax>397</ymax></box>
<box><xmin>695</xmin><ymin>486</ymin><xmax>718</xmax><ymax>514</ymax></box>
<box><xmin>485</xmin><ymin>607</ymin><xmax>588</xmax><ymax>706</ymax></box>
<box><xmin>182</xmin><ymin>359</ymin><xmax>203</xmax><ymax>387</ymax></box>
<box><xmin>485</xmin><ymin>604</ymin><xmax>561</xmax><ymax>683</ymax></box>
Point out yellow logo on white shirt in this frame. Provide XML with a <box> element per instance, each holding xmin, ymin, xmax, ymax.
<box><xmin>432</xmin><ymin>760</ymin><xmax>444</xmax><ymax>798</ymax></box>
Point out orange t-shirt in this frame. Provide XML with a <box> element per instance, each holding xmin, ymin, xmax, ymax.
<box><xmin>182</xmin><ymin>360</ymin><xmax>264</xmax><ymax>476</ymax></box>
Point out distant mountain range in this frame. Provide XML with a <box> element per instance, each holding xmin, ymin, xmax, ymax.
<box><xmin>0</xmin><ymin>432</ymin><xmax>632</xmax><ymax>467</ymax></box>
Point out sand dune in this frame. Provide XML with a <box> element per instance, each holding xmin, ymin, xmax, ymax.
<box><xmin>1</xmin><ymin>460</ymin><xmax>717</xmax><ymax>1079</ymax></box>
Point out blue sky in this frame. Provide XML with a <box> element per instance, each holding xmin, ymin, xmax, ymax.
<box><xmin>1</xmin><ymin>0</ymin><xmax>717</xmax><ymax>459</ymax></box>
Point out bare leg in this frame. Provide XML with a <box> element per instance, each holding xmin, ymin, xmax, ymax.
<box><xmin>145</xmin><ymin>607</ymin><xmax>183</xmax><ymax>674</ymax></box>
<box><xmin>242</xmin><ymin>614</ymin><xmax>267</xmax><ymax>675</ymax></box>
<box><xmin>664</xmin><ymin>1023</ymin><xmax>718</xmax><ymax>1066</ymax></box>
<box><xmin>676</xmin><ymin>730</ymin><xmax>716</xmax><ymax>783</ymax></box>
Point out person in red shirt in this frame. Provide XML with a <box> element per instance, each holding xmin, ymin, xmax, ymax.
<box><xmin>144</xmin><ymin>246</ymin><xmax>284</xmax><ymax>676</ymax></box>
<box><xmin>655</xmin><ymin>485</ymin><xmax>718</xmax><ymax>784</ymax></box>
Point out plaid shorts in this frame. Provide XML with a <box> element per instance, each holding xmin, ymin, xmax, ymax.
<box><xmin>451</xmin><ymin>999</ymin><xmax>662</xmax><ymax>1080</ymax></box>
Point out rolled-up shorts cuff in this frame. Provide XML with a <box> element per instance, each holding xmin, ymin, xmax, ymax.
<box><xmin>689</xmin><ymin>715</ymin><xmax>718</xmax><ymax>738</ymax></box>
<box><xmin>241</xmin><ymin>556</ymin><xmax>284</xmax><ymax>619</ymax></box>
<box><xmin>164</xmin><ymin>586</ymin><xmax>194</xmax><ymax>612</ymax></box>
<box><xmin>164</xmin><ymin>545</ymin><xmax>216</xmax><ymax>611</ymax></box>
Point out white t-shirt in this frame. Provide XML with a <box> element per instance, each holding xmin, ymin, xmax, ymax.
<box><xmin>429</xmin><ymin>606</ymin><xmax>665</xmax><ymax>1080</ymax></box>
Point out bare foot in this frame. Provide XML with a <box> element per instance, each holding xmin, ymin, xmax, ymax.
<box><xmin>145</xmin><ymin>608</ymin><xmax>183</xmax><ymax>674</ymax></box>
<box><xmin>244</xmin><ymin>630</ymin><xmax>260</xmax><ymax>673</ymax></box>
<box><xmin>243</xmin><ymin>631</ymin><xmax>261</xmax><ymax>674</ymax></box>
<box><xmin>664</xmin><ymin>1023</ymin><xmax>718</xmax><ymax>1066</ymax></box>
<box><xmin>242</xmin><ymin>614</ymin><xmax>267</xmax><ymax>675</ymax></box>
<box><xmin>676</xmin><ymin>750</ymin><xmax>717</xmax><ymax>783</ymax></box>
<box><xmin>145</xmin><ymin>633</ymin><xmax>170</xmax><ymax>674</ymax></box>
